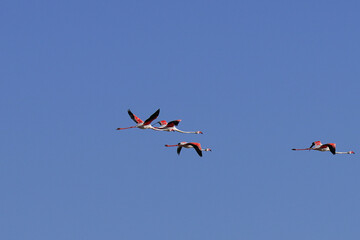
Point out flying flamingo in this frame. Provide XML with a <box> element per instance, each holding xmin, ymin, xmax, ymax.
<box><xmin>165</xmin><ymin>142</ymin><xmax>211</xmax><ymax>157</ymax></box>
<box><xmin>153</xmin><ymin>120</ymin><xmax>203</xmax><ymax>134</ymax></box>
<box><xmin>116</xmin><ymin>109</ymin><xmax>160</xmax><ymax>130</ymax></box>
<box><xmin>292</xmin><ymin>141</ymin><xmax>355</xmax><ymax>155</ymax></box>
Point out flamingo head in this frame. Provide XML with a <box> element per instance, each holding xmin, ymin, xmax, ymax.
<box><xmin>196</xmin><ymin>131</ymin><xmax>203</xmax><ymax>134</ymax></box>
<box><xmin>348</xmin><ymin>151</ymin><xmax>355</xmax><ymax>154</ymax></box>
<box><xmin>204</xmin><ymin>148</ymin><xmax>212</xmax><ymax>152</ymax></box>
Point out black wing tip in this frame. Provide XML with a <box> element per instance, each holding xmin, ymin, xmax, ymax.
<box><xmin>151</xmin><ymin>108</ymin><xmax>160</xmax><ymax>117</ymax></box>
<box><xmin>127</xmin><ymin>109</ymin><xmax>136</xmax><ymax>121</ymax></box>
<box><xmin>177</xmin><ymin>146</ymin><xmax>182</xmax><ymax>155</ymax></box>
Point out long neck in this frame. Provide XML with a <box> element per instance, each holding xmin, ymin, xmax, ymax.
<box><xmin>175</xmin><ymin>128</ymin><xmax>199</xmax><ymax>134</ymax></box>
<box><xmin>152</xmin><ymin>127</ymin><xmax>166</xmax><ymax>131</ymax></box>
<box><xmin>335</xmin><ymin>151</ymin><xmax>352</xmax><ymax>154</ymax></box>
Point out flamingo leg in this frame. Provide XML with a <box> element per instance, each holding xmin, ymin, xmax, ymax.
<box><xmin>116</xmin><ymin>126</ymin><xmax>136</xmax><ymax>130</ymax></box>
<box><xmin>292</xmin><ymin>148</ymin><xmax>313</xmax><ymax>151</ymax></box>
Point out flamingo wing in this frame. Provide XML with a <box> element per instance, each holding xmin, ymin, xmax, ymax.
<box><xmin>324</xmin><ymin>144</ymin><xmax>336</xmax><ymax>155</ymax></box>
<box><xmin>188</xmin><ymin>143</ymin><xmax>203</xmax><ymax>157</ymax></box>
<box><xmin>177</xmin><ymin>146</ymin><xmax>182</xmax><ymax>155</ymax></box>
<box><xmin>127</xmin><ymin>109</ymin><xmax>144</xmax><ymax>124</ymax></box>
<box><xmin>144</xmin><ymin>109</ymin><xmax>160</xmax><ymax>125</ymax></box>
<box><xmin>157</xmin><ymin>120</ymin><xmax>168</xmax><ymax>126</ymax></box>
<box><xmin>166</xmin><ymin>120</ymin><xmax>181</xmax><ymax>128</ymax></box>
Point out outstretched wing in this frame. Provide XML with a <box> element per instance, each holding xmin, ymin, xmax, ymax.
<box><xmin>324</xmin><ymin>144</ymin><xmax>336</xmax><ymax>155</ymax></box>
<box><xmin>188</xmin><ymin>143</ymin><xmax>203</xmax><ymax>157</ymax></box>
<box><xmin>128</xmin><ymin>109</ymin><xmax>143</xmax><ymax>124</ymax></box>
<box><xmin>157</xmin><ymin>120</ymin><xmax>168</xmax><ymax>126</ymax></box>
<box><xmin>144</xmin><ymin>109</ymin><xmax>160</xmax><ymax>125</ymax></box>
<box><xmin>166</xmin><ymin>120</ymin><xmax>181</xmax><ymax>128</ymax></box>
<box><xmin>177</xmin><ymin>146</ymin><xmax>182</xmax><ymax>155</ymax></box>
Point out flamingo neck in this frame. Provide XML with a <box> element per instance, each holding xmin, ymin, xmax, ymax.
<box><xmin>152</xmin><ymin>127</ymin><xmax>171</xmax><ymax>131</ymax></box>
<box><xmin>175</xmin><ymin>129</ymin><xmax>202</xmax><ymax>134</ymax></box>
<box><xmin>335</xmin><ymin>151</ymin><xmax>354</xmax><ymax>154</ymax></box>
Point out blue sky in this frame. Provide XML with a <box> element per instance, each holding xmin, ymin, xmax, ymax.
<box><xmin>1</xmin><ymin>0</ymin><xmax>360</xmax><ymax>239</ymax></box>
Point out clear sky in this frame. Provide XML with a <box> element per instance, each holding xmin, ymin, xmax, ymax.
<box><xmin>1</xmin><ymin>0</ymin><xmax>360</xmax><ymax>239</ymax></box>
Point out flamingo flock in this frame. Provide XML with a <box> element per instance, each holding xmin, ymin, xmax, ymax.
<box><xmin>117</xmin><ymin>109</ymin><xmax>211</xmax><ymax>157</ymax></box>
<box><xmin>117</xmin><ymin>108</ymin><xmax>355</xmax><ymax>158</ymax></box>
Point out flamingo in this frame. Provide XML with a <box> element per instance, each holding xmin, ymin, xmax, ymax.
<box><xmin>292</xmin><ymin>141</ymin><xmax>355</xmax><ymax>155</ymax></box>
<box><xmin>116</xmin><ymin>109</ymin><xmax>160</xmax><ymax>130</ymax></box>
<box><xmin>153</xmin><ymin>120</ymin><xmax>203</xmax><ymax>134</ymax></box>
<box><xmin>165</xmin><ymin>142</ymin><xmax>211</xmax><ymax>157</ymax></box>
